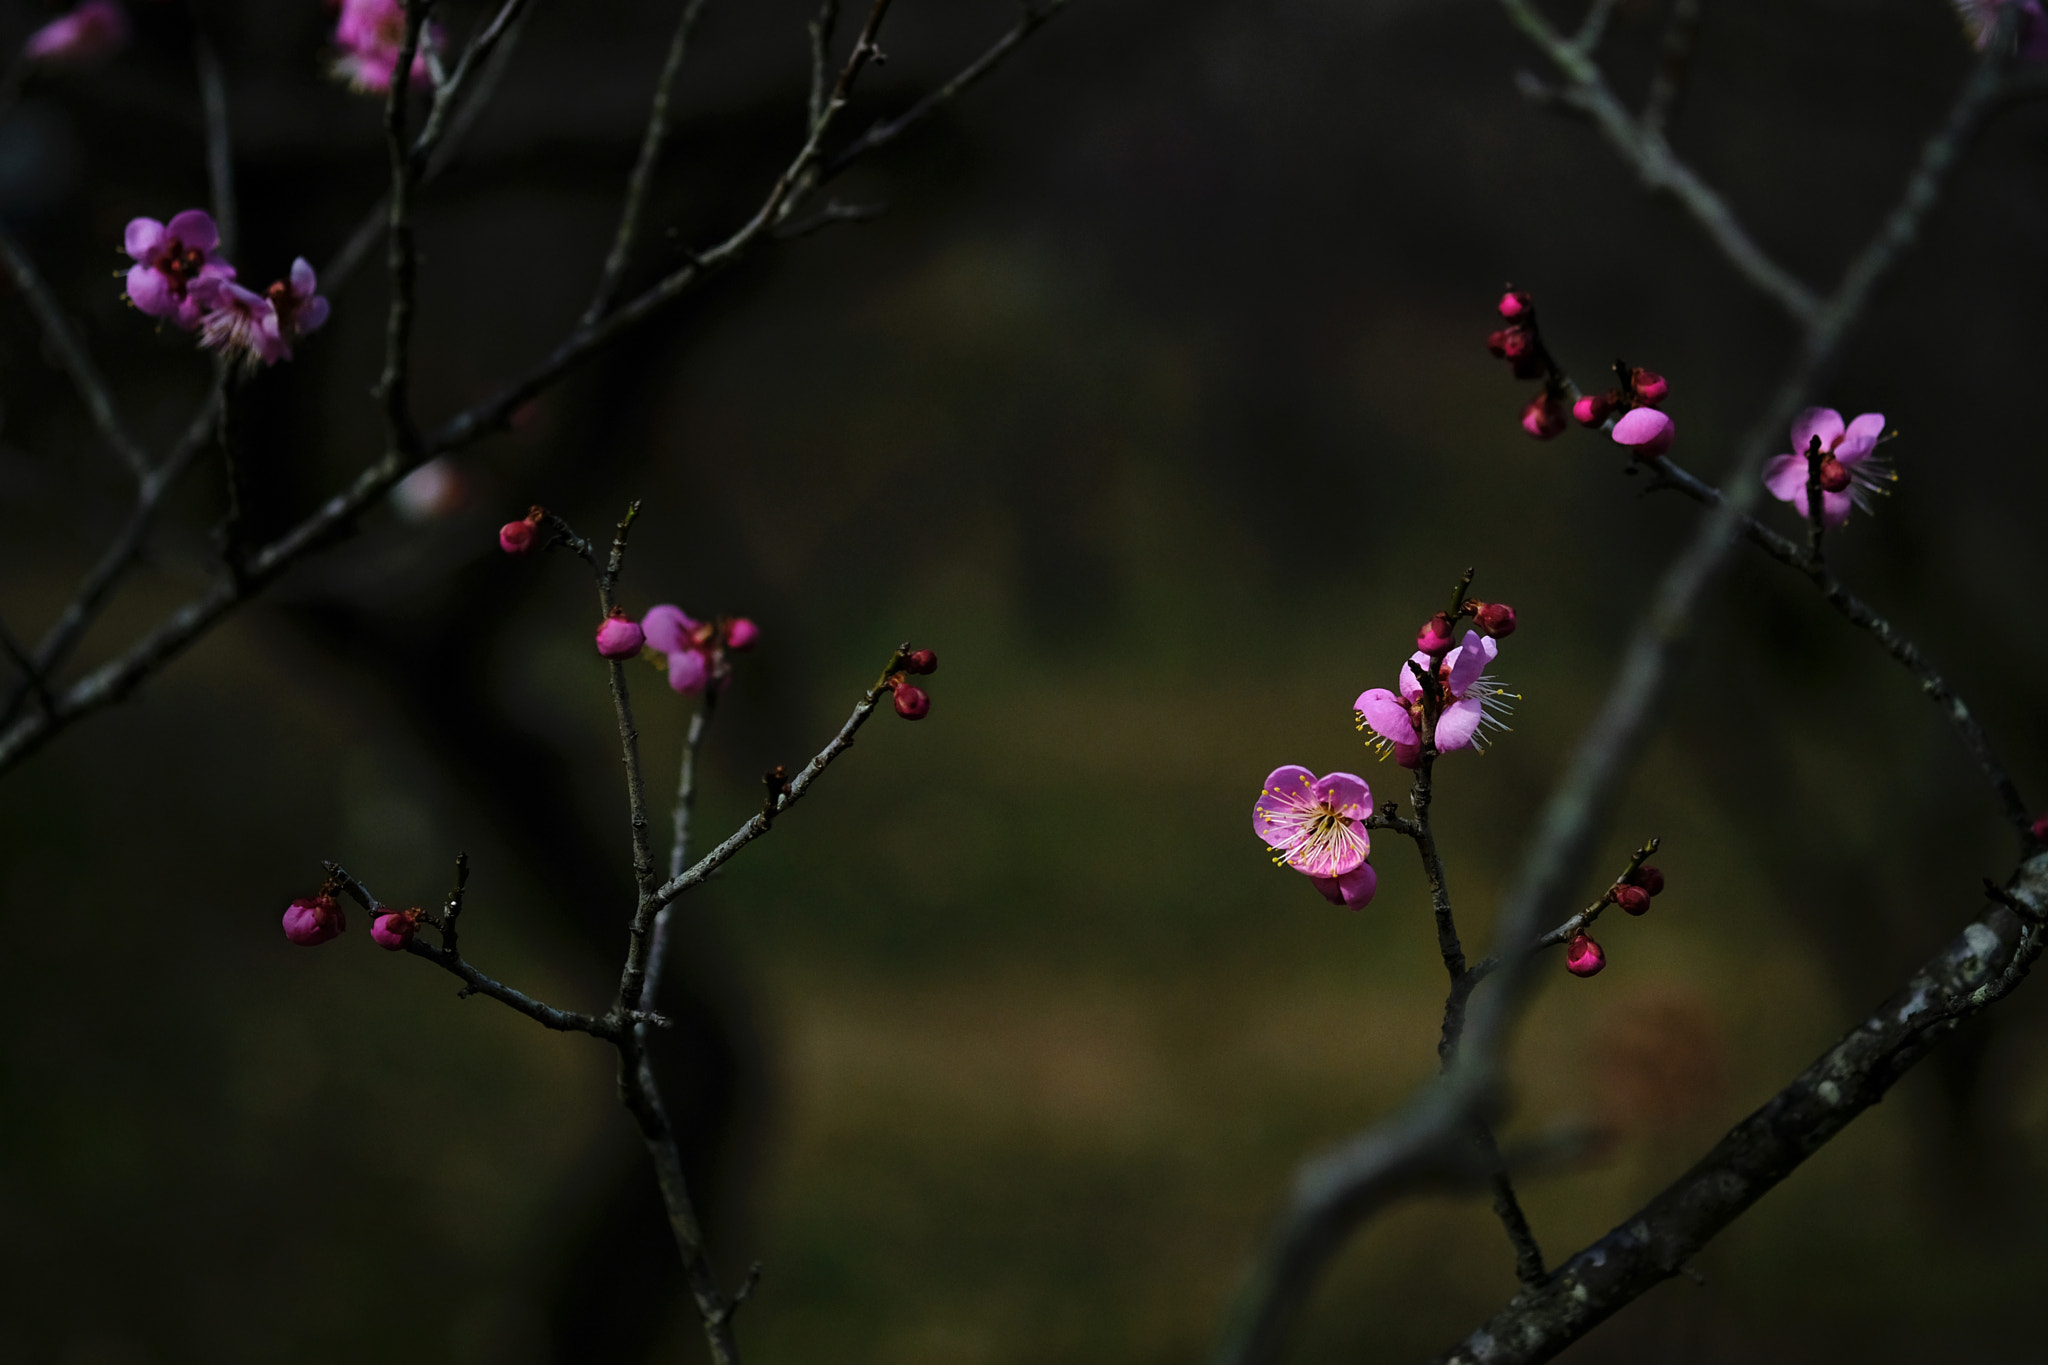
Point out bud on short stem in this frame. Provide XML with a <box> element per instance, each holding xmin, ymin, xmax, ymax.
<box><xmin>892</xmin><ymin>683</ymin><xmax>931</xmax><ymax>720</ymax></box>
<box><xmin>1565</xmin><ymin>932</ymin><xmax>1606</xmax><ymax>977</ymax></box>
<box><xmin>371</xmin><ymin>910</ymin><xmax>421</xmax><ymax>950</ymax></box>
<box><xmin>1521</xmin><ymin>391</ymin><xmax>1567</xmax><ymax>441</ymax></box>
<box><xmin>1416</xmin><ymin>614</ymin><xmax>1455</xmax><ymax>655</ymax></box>
<box><xmin>595</xmin><ymin>609</ymin><xmax>646</xmax><ymax>659</ymax></box>
<box><xmin>1612</xmin><ymin>884</ymin><xmax>1651</xmax><ymax>916</ymax></box>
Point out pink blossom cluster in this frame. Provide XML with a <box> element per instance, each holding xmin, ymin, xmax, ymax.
<box><xmin>1484</xmin><ymin>291</ymin><xmax>1678</xmax><ymax>454</ymax></box>
<box><xmin>332</xmin><ymin>0</ymin><xmax>442</xmax><ymax>94</ymax></box>
<box><xmin>1356</xmin><ymin>602</ymin><xmax>1518</xmax><ymax>769</ymax></box>
<box><xmin>20</xmin><ymin>1</ymin><xmax>127</xmax><ymax>64</ymax></box>
<box><xmin>1761</xmin><ymin>407</ymin><xmax>1893</xmax><ymax>529</ymax></box>
<box><xmin>122</xmin><ymin>210</ymin><xmax>329</xmax><ymax>370</ymax></box>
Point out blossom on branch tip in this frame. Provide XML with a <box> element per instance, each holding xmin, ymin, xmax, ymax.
<box><xmin>331</xmin><ymin>0</ymin><xmax>442</xmax><ymax>93</ymax></box>
<box><xmin>595</xmin><ymin>611</ymin><xmax>645</xmax><ymax>660</ymax></box>
<box><xmin>371</xmin><ymin>910</ymin><xmax>420</xmax><ymax>950</ymax></box>
<box><xmin>1252</xmin><ymin>766</ymin><xmax>1375</xmax><ymax>906</ymax></box>
<box><xmin>727</xmin><ymin>618</ymin><xmax>761</xmax><ymax>651</ymax></box>
<box><xmin>123</xmin><ymin>210</ymin><xmax>234</xmax><ymax>331</ymax></box>
<box><xmin>196</xmin><ymin>280</ymin><xmax>285</xmax><ymax>371</ymax></box>
<box><xmin>282</xmin><ymin>894</ymin><xmax>346</xmax><ymax>946</ymax></box>
<box><xmin>1611</xmin><ymin>407</ymin><xmax>1674</xmax><ymax>458</ymax></box>
<box><xmin>902</xmin><ymin>647</ymin><xmax>938</xmax><ymax>675</ymax></box>
<box><xmin>1566</xmin><ymin>933</ymin><xmax>1606</xmax><ymax>977</ymax></box>
<box><xmin>1416</xmin><ymin>613</ymin><xmax>1455</xmax><ymax>655</ymax></box>
<box><xmin>1613</xmin><ymin>884</ymin><xmax>1651</xmax><ymax>916</ymax></box>
<box><xmin>1761</xmin><ymin>408</ymin><xmax>1892</xmax><ymax>529</ymax></box>
<box><xmin>1497</xmin><ymin>290</ymin><xmax>1531</xmax><ymax>319</ymax></box>
<box><xmin>643</xmin><ymin>605</ymin><xmax>710</xmax><ymax>692</ymax></box>
<box><xmin>1355</xmin><ymin>630</ymin><xmax>1516</xmax><ymax>766</ymax></box>
<box><xmin>499</xmin><ymin>507</ymin><xmax>544</xmax><ymax>554</ymax></box>
<box><xmin>22</xmin><ymin>1</ymin><xmax>127</xmax><ymax>64</ymax></box>
<box><xmin>1629</xmin><ymin>864</ymin><xmax>1665</xmax><ymax>896</ymax></box>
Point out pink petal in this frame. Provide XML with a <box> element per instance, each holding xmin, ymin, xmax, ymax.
<box><xmin>1436</xmin><ymin>696</ymin><xmax>1484</xmax><ymax>752</ymax></box>
<box><xmin>165</xmin><ymin>209</ymin><xmax>219</xmax><ymax>253</ymax></box>
<box><xmin>1762</xmin><ymin>454</ymin><xmax>1810</xmax><ymax>506</ymax></box>
<box><xmin>1309</xmin><ymin>771</ymin><xmax>1372</xmax><ymax>820</ymax></box>
<box><xmin>1355</xmin><ymin>689</ymin><xmax>1416</xmax><ymax>747</ymax></box>
<box><xmin>1821</xmin><ymin>489</ymin><xmax>1853</xmax><ymax>528</ymax></box>
<box><xmin>296</xmin><ymin>295</ymin><xmax>330</xmax><ymax>335</ymax></box>
<box><xmin>1398</xmin><ymin>651</ymin><xmax>1431</xmax><ymax>703</ymax></box>
<box><xmin>642</xmin><ymin>604</ymin><xmax>694</xmax><ymax>655</ymax></box>
<box><xmin>667</xmin><ymin>647</ymin><xmax>709</xmax><ymax>694</ymax></box>
<box><xmin>123</xmin><ymin>217</ymin><xmax>163</xmax><ymax>261</ymax></box>
<box><xmin>289</xmin><ymin>257</ymin><xmax>317</xmax><ymax>298</ymax></box>
<box><xmin>1611</xmin><ymin>407</ymin><xmax>1674</xmax><ymax>455</ymax></box>
<box><xmin>1789</xmin><ymin>407</ymin><xmax>1843</xmax><ymax>458</ymax></box>
<box><xmin>1446</xmin><ymin>631</ymin><xmax>1496</xmax><ymax>698</ymax></box>
<box><xmin>125</xmin><ymin>263</ymin><xmax>172</xmax><ymax>318</ymax></box>
<box><xmin>1835</xmin><ymin>412</ymin><xmax>1885</xmax><ymax>464</ymax></box>
<box><xmin>1254</xmin><ymin>765</ymin><xmax>1319</xmax><ymax>846</ymax></box>
<box><xmin>1308</xmin><ymin>862</ymin><xmax>1378</xmax><ymax>909</ymax></box>
<box><xmin>1393</xmin><ymin>741</ymin><xmax>1421</xmax><ymax>770</ymax></box>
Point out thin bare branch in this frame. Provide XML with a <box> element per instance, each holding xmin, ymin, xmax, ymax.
<box><xmin>194</xmin><ymin>33</ymin><xmax>237</xmax><ymax>260</ymax></box>
<box><xmin>808</xmin><ymin>0</ymin><xmax>842</xmax><ymax>131</ymax></box>
<box><xmin>1640</xmin><ymin>0</ymin><xmax>1702</xmax><ymax>138</ymax></box>
<box><xmin>376</xmin><ymin>1</ymin><xmax>432</xmax><ymax>458</ymax></box>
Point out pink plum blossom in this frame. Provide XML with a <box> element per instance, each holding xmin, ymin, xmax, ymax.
<box><xmin>1761</xmin><ymin>407</ymin><xmax>1892</xmax><ymax>529</ymax></box>
<box><xmin>1253</xmin><ymin>765</ymin><xmax>1376</xmax><ymax>907</ymax></box>
<box><xmin>332</xmin><ymin>0</ymin><xmax>442</xmax><ymax>93</ymax></box>
<box><xmin>643</xmin><ymin>604</ymin><xmax>711</xmax><ymax>693</ymax></box>
<box><xmin>196</xmin><ymin>280</ymin><xmax>286</xmax><ymax>370</ymax></box>
<box><xmin>123</xmin><ymin>210</ymin><xmax>235</xmax><ymax>331</ymax></box>
<box><xmin>265</xmin><ymin>258</ymin><xmax>330</xmax><ymax>357</ymax></box>
<box><xmin>22</xmin><ymin>1</ymin><xmax>127</xmax><ymax>64</ymax></box>
<box><xmin>1955</xmin><ymin>0</ymin><xmax>2048</xmax><ymax>60</ymax></box>
<box><xmin>1611</xmin><ymin>406</ymin><xmax>1674</xmax><ymax>458</ymax></box>
<box><xmin>1355</xmin><ymin>630</ymin><xmax>1515</xmax><ymax>767</ymax></box>
<box><xmin>282</xmin><ymin>894</ymin><xmax>346</xmax><ymax>946</ymax></box>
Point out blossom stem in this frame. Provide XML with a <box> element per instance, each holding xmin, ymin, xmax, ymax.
<box><xmin>1801</xmin><ymin>434</ymin><xmax>1826</xmax><ymax>565</ymax></box>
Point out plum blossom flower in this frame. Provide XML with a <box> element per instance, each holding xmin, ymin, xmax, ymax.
<box><xmin>1761</xmin><ymin>407</ymin><xmax>1892</xmax><ymax>529</ymax></box>
<box><xmin>1611</xmin><ymin>407</ymin><xmax>1674</xmax><ymax>458</ymax></box>
<box><xmin>643</xmin><ymin>604</ymin><xmax>711</xmax><ymax>693</ymax></box>
<box><xmin>1355</xmin><ymin>630</ymin><xmax>1516</xmax><ymax>767</ymax></box>
<box><xmin>1955</xmin><ymin>0</ymin><xmax>2048</xmax><ymax>60</ymax></box>
<box><xmin>332</xmin><ymin>0</ymin><xmax>441</xmax><ymax>93</ymax></box>
<box><xmin>22</xmin><ymin>1</ymin><xmax>127</xmax><ymax>64</ymax></box>
<box><xmin>1253</xmin><ymin>765</ymin><xmax>1377</xmax><ymax>907</ymax></box>
<box><xmin>265</xmin><ymin>258</ymin><xmax>330</xmax><ymax>357</ymax></box>
<box><xmin>123</xmin><ymin>210</ymin><xmax>235</xmax><ymax>331</ymax></box>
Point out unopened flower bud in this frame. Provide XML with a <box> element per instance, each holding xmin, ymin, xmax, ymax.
<box><xmin>595</xmin><ymin>610</ymin><xmax>645</xmax><ymax>659</ymax></box>
<box><xmin>371</xmin><ymin>910</ymin><xmax>420</xmax><ymax>950</ymax></box>
<box><xmin>499</xmin><ymin>507</ymin><xmax>544</xmax><ymax>555</ymax></box>
<box><xmin>1817</xmin><ymin>455</ymin><xmax>1851</xmax><ymax>493</ymax></box>
<box><xmin>1416</xmin><ymin>614</ymin><xmax>1455</xmax><ymax>655</ymax></box>
<box><xmin>904</xmin><ymin>648</ymin><xmax>939</xmax><ymax>675</ymax></box>
<box><xmin>1630</xmin><ymin>368</ymin><xmax>1668</xmax><ymax>405</ymax></box>
<box><xmin>1629</xmin><ymin>864</ymin><xmax>1665</xmax><ymax>896</ymax></box>
<box><xmin>1613</xmin><ymin>884</ymin><xmax>1651</xmax><ymax>916</ymax></box>
<box><xmin>282</xmin><ymin>893</ymin><xmax>346</xmax><ymax>946</ymax></box>
<box><xmin>1611</xmin><ymin>407</ymin><xmax>1675</xmax><ymax>458</ymax></box>
<box><xmin>893</xmin><ymin>683</ymin><xmax>930</xmax><ymax>720</ymax></box>
<box><xmin>1521</xmin><ymin>392</ymin><xmax>1567</xmax><ymax>441</ymax></box>
<box><xmin>1572</xmin><ymin>393</ymin><xmax>1612</xmax><ymax>427</ymax></box>
<box><xmin>1497</xmin><ymin>290</ymin><xmax>1532</xmax><ymax>319</ymax></box>
<box><xmin>1565</xmin><ymin>932</ymin><xmax>1606</xmax><ymax>977</ymax></box>
<box><xmin>1473</xmin><ymin>601</ymin><xmax>1516</xmax><ymax>637</ymax></box>
<box><xmin>1486</xmin><ymin>329</ymin><xmax>1511</xmax><ymax>359</ymax></box>
<box><xmin>725</xmin><ymin>617</ymin><xmax>760</xmax><ymax>650</ymax></box>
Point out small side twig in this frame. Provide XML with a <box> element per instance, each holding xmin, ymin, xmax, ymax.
<box><xmin>194</xmin><ymin>32</ymin><xmax>238</xmax><ymax>260</ymax></box>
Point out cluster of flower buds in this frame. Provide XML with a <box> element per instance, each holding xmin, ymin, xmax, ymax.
<box><xmin>331</xmin><ymin>0</ymin><xmax>443</xmax><ymax>94</ymax></box>
<box><xmin>1415</xmin><ymin>598</ymin><xmax>1516</xmax><ymax>658</ymax></box>
<box><xmin>1566</xmin><ymin>862</ymin><xmax>1667</xmax><ymax>978</ymax></box>
<box><xmin>20</xmin><ymin>1</ymin><xmax>127</xmax><ymax>65</ymax></box>
<box><xmin>885</xmin><ymin>648</ymin><xmax>939</xmax><ymax>720</ymax></box>
<box><xmin>121</xmin><ymin>210</ymin><xmax>329</xmax><ymax>371</ymax></box>
<box><xmin>1575</xmin><ymin>361</ymin><xmax>1675</xmax><ymax>458</ymax></box>
<box><xmin>1485</xmin><ymin>290</ymin><xmax>1571</xmax><ymax>441</ymax></box>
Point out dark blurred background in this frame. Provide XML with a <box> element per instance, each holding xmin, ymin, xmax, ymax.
<box><xmin>2</xmin><ymin>0</ymin><xmax>2046</xmax><ymax>1361</ymax></box>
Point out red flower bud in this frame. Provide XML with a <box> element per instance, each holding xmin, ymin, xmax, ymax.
<box><xmin>1499</xmin><ymin>327</ymin><xmax>1534</xmax><ymax>359</ymax></box>
<box><xmin>1630</xmin><ymin>368</ymin><xmax>1668</xmax><ymax>405</ymax></box>
<box><xmin>904</xmin><ymin>648</ymin><xmax>939</xmax><ymax>675</ymax></box>
<box><xmin>1521</xmin><ymin>392</ymin><xmax>1567</xmax><ymax>441</ymax></box>
<box><xmin>1573</xmin><ymin>393</ymin><xmax>1613</xmax><ymax>427</ymax></box>
<box><xmin>282</xmin><ymin>894</ymin><xmax>346</xmax><ymax>946</ymax></box>
<box><xmin>595</xmin><ymin>610</ymin><xmax>646</xmax><ymax>659</ymax></box>
<box><xmin>1486</xmin><ymin>329</ymin><xmax>1511</xmax><ymax>359</ymax></box>
<box><xmin>499</xmin><ymin>506</ymin><xmax>545</xmax><ymax>555</ymax></box>
<box><xmin>1565</xmin><ymin>932</ymin><xmax>1606</xmax><ymax>977</ymax></box>
<box><xmin>371</xmin><ymin>910</ymin><xmax>421</xmax><ymax>951</ymax></box>
<box><xmin>1817</xmin><ymin>455</ymin><xmax>1851</xmax><ymax>493</ymax></box>
<box><xmin>1629</xmin><ymin>864</ymin><xmax>1665</xmax><ymax>896</ymax></box>
<box><xmin>1473</xmin><ymin>601</ymin><xmax>1516</xmax><ymax>637</ymax></box>
<box><xmin>892</xmin><ymin>683</ymin><xmax>930</xmax><ymax>720</ymax></box>
<box><xmin>1416</xmin><ymin>614</ymin><xmax>1455</xmax><ymax>655</ymax></box>
<box><xmin>1613</xmin><ymin>884</ymin><xmax>1651</xmax><ymax>916</ymax></box>
<box><xmin>1497</xmin><ymin>290</ymin><xmax>1532</xmax><ymax>319</ymax></box>
<box><xmin>725</xmin><ymin>617</ymin><xmax>760</xmax><ymax>650</ymax></box>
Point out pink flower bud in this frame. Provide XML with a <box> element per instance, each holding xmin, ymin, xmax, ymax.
<box><xmin>282</xmin><ymin>894</ymin><xmax>346</xmax><ymax>946</ymax></box>
<box><xmin>1485</xmin><ymin>329</ymin><xmax>1511</xmax><ymax>359</ymax></box>
<box><xmin>1565</xmin><ymin>932</ymin><xmax>1606</xmax><ymax>977</ymax></box>
<box><xmin>371</xmin><ymin>910</ymin><xmax>420</xmax><ymax>950</ymax></box>
<box><xmin>1572</xmin><ymin>393</ymin><xmax>1612</xmax><ymax>427</ymax></box>
<box><xmin>1612</xmin><ymin>884</ymin><xmax>1651</xmax><ymax>916</ymax></box>
<box><xmin>1629</xmin><ymin>864</ymin><xmax>1665</xmax><ymax>896</ymax></box>
<box><xmin>1416</xmin><ymin>614</ymin><xmax>1455</xmax><ymax>655</ymax></box>
<box><xmin>1521</xmin><ymin>392</ymin><xmax>1567</xmax><ymax>441</ymax></box>
<box><xmin>1498</xmin><ymin>327</ymin><xmax>1533</xmax><ymax>359</ymax></box>
<box><xmin>1497</xmin><ymin>290</ymin><xmax>1531</xmax><ymax>319</ymax></box>
<box><xmin>1630</xmin><ymin>368</ymin><xmax>1668</xmax><ymax>405</ymax></box>
<box><xmin>725</xmin><ymin>617</ymin><xmax>760</xmax><ymax>650</ymax></box>
<box><xmin>1611</xmin><ymin>407</ymin><xmax>1674</xmax><ymax>458</ymax></box>
<box><xmin>1473</xmin><ymin>602</ymin><xmax>1516</xmax><ymax>637</ymax></box>
<box><xmin>500</xmin><ymin>507</ymin><xmax>544</xmax><ymax>554</ymax></box>
<box><xmin>903</xmin><ymin>648</ymin><xmax>939</xmax><ymax>675</ymax></box>
<box><xmin>595</xmin><ymin>611</ymin><xmax>645</xmax><ymax>659</ymax></box>
<box><xmin>893</xmin><ymin>683</ymin><xmax>931</xmax><ymax>720</ymax></box>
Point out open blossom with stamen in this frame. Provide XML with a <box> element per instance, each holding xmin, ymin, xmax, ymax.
<box><xmin>332</xmin><ymin>0</ymin><xmax>441</xmax><ymax>93</ymax></box>
<box><xmin>1355</xmin><ymin>630</ymin><xmax>1516</xmax><ymax>768</ymax></box>
<box><xmin>196</xmin><ymin>280</ymin><xmax>286</xmax><ymax>370</ymax></box>
<box><xmin>123</xmin><ymin>210</ymin><xmax>235</xmax><ymax>331</ymax></box>
<box><xmin>1761</xmin><ymin>407</ymin><xmax>1892</xmax><ymax>529</ymax></box>
<box><xmin>22</xmin><ymin>1</ymin><xmax>127</xmax><ymax>64</ymax></box>
<box><xmin>1253</xmin><ymin>766</ymin><xmax>1376</xmax><ymax>907</ymax></box>
<box><xmin>265</xmin><ymin>258</ymin><xmax>330</xmax><ymax>358</ymax></box>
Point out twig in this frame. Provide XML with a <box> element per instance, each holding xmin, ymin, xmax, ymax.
<box><xmin>0</xmin><ymin>617</ymin><xmax>52</xmax><ymax>715</ymax></box>
<box><xmin>194</xmin><ymin>33</ymin><xmax>237</xmax><ymax>260</ymax></box>
<box><xmin>1645</xmin><ymin>454</ymin><xmax>2032</xmax><ymax>842</ymax></box>
<box><xmin>412</xmin><ymin>0</ymin><xmax>532</xmax><ymax>164</ymax></box>
<box><xmin>671</xmin><ymin>690</ymin><xmax>718</xmax><ymax>882</ymax></box>
<box><xmin>0</xmin><ymin>221</ymin><xmax>150</xmax><ymax>479</ymax></box>
<box><xmin>1570</xmin><ymin>0</ymin><xmax>1621</xmax><ymax>54</ymax></box>
<box><xmin>583</xmin><ymin>0</ymin><xmax>710</xmax><ymax>327</ymax></box>
<box><xmin>376</xmin><ymin>1</ymin><xmax>432</xmax><ymax>459</ymax></box>
<box><xmin>808</xmin><ymin>0</ymin><xmax>842</xmax><ymax>132</ymax></box>
<box><xmin>1640</xmin><ymin>0</ymin><xmax>1702</xmax><ymax>138</ymax></box>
